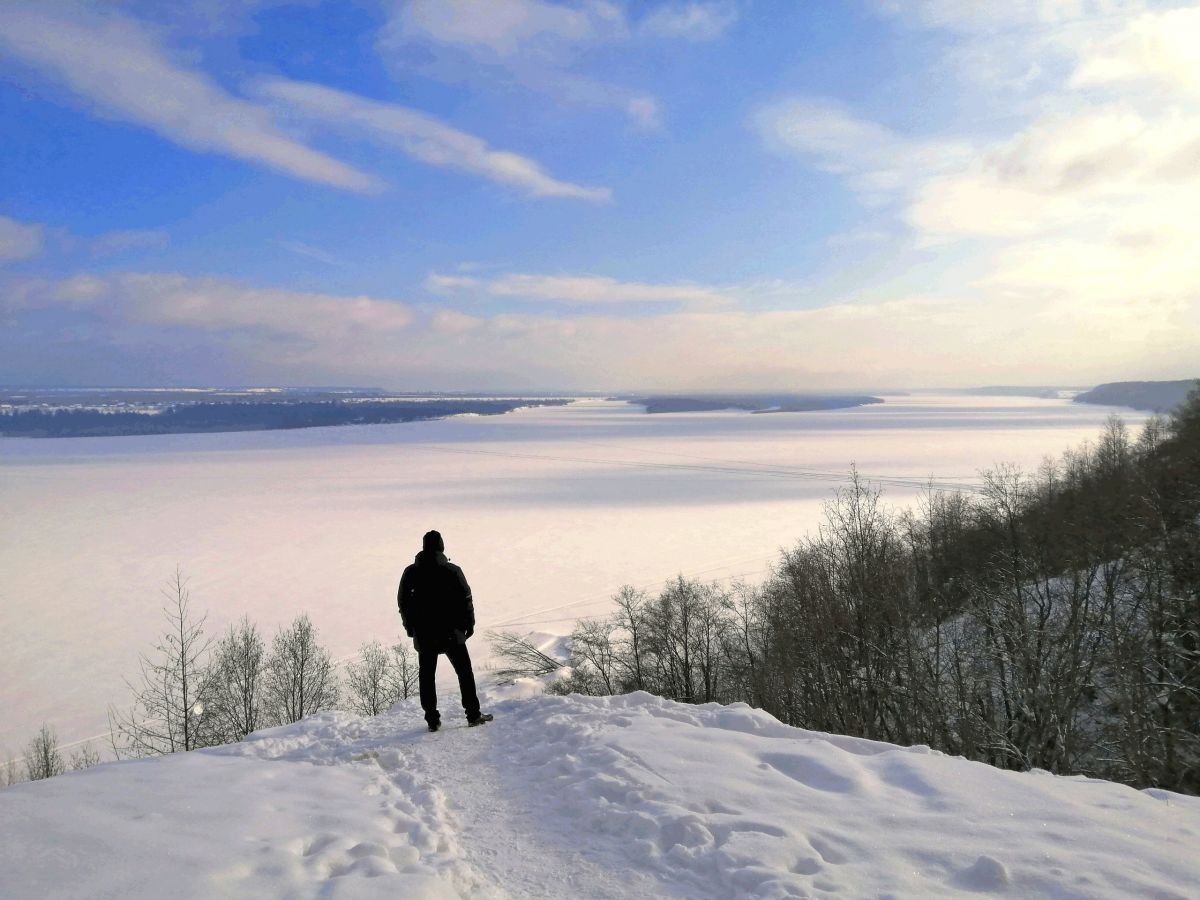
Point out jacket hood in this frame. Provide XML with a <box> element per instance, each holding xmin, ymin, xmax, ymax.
<box><xmin>415</xmin><ymin>550</ymin><xmax>448</xmax><ymax>566</ymax></box>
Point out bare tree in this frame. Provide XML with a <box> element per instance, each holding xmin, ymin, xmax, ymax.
<box><xmin>69</xmin><ymin>743</ymin><xmax>101</xmax><ymax>771</ymax></box>
<box><xmin>110</xmin><ymin>569</ymin><xmax>216</xmax><ymax>757</ymax></box>
<box><xmin>488</xmin><ymin>631</ymin><xmax>563</xmax><ymax>684</ymax></box>
<box><xmin>1</xmin><ymin>746</ymin><xmax>20</xmax><ymax>787</ymax></box>
<box><xmin>24</xmin><ymin>724</ymin><xmax>65</xmax><ymax>781</ymax></box>
<box><xmin>612</xmin><ymin>586</ymin><xmax>650</xmax><ymax>691</ymax></box>
<box><xmin>569</xmin><ymin>618</ymin><xmax>620</xmax><ymax>695</ymax></box>
<box><xmin>346</xmin><ymin>641</ymin><xmax>404</xmax><ymax>716</ymax></box>
<box><xmin>206</xmin><ymin>616</ymin><xmax>266</xmax><ymax>742</ymax></box>
<box><xmin>264</xmin><ymin>614</ymin><xmax>338</xmax><ymax>724</ymax></box>
<box><xmin>387</xmin><ymin>642</ymin><xmax>419</xmax><ymax>702</ymax></box>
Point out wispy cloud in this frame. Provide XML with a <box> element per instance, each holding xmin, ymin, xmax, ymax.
<box><xmin>875</xmin><ymin>0</ymin><xmax>1102</xmax><ymax>32</ymax></box>
<box><xmin>275</xmin><ymin>240</ymin><xmax>345</xmax><ymax>267</ymax></box>
<box><xmin>0</xmin><ymin>215</ymin><xmax>45</xmax><ymax>263</ymax></box>
<box><xmin>89</xmin><ymin>229</ymin><xmax>170</xmax><ymax>257</ymax></box>
<box><xmin>380</xmin><ymin>0</ymin><xmax>736</xmax><ymax>128</ymax></box>
<box><xmin>425</xmin><ymin>273</ymin><xmax>484</xmax><ymax>292</ymax></box>
<box><xmin>259</xmin><ymin>79</ymin><xmax>611</xmax><ymax>202</ymax></box>
<box><xmin>638</xmin><ymin>2</ymin><xmax>740</xmax><ymax>41</ymax></box>
<box><xmin>753</xmin><ymin>98</ymin><xmax>972</xmax><ymax>204</ymax></box>
<box><xmin>391</xmin><ymin>0</ymin><xmax>617</xmax><ymax>58</ymax></box>
<box><xmin>425</xmin><ymin>271</ymin><xmax>727</xmax><ymax>305</ymax></box>
<box><xmin>0</xmin><ymin>3</ymin><xmax>376</xmax><ymax>192</ymax></box>
<box><xmin>6</xmin><ymin>273</ymin><xmax>413</xmax><ymax>344</ymax></box>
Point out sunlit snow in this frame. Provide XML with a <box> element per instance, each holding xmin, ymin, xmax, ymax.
<box><xmin>1</xmin><ymin>690</ymin><xmax>1196</xmax><ymax>898</ymax></box>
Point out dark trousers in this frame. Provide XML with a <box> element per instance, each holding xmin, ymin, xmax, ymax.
<box><xmin>418</xmin><ymin>643</ymin><xmax>481</xmax><ymax>725</ymax></box>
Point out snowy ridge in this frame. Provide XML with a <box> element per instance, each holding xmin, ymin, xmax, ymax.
<box><xmin>3</xmin><ymin>692</ymin><xmax>1200</xmax><ymax>898</ymax></box>
<box><xmin>498</xmin><ymin>694</ymin><xmax>1200</xmax><ymax>898</ymax></box>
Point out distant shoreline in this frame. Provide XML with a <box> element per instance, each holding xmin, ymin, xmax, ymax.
<box><xmin>625</xmin><ymin>395</ymin><xmax>885</xmax><ymax>414</ymax></box>
<box><xmin>1073</xmin><ymin>380</ymin><xmax>1196</xmax><ymax>414</ymax></box>
<box><xmin>0</xmin><ymin>395</ymin><xmax>574</xmax><ymax>439</ymax></box>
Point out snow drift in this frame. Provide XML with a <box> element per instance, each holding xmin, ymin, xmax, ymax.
<box><xmin>2</xmin><ymin>692</ymin><xmax>1198</xmax><ymax>899</ymax></box>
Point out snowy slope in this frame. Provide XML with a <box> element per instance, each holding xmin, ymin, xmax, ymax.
<box><xmin>2</xmin><ymin>691</ymin><xmax>1199</xmax><ymax>899</ymax></box>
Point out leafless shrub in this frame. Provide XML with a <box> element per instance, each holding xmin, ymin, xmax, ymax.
<box><xmin>345</xmin><ymin>640</ymin><xmax>418</xmax><ymax>716</ymax></box>
<box><xmin>24</xmin><ymin>724</ymin><xmax>65</xmax><ymax>781</ymax></box>
<box><xmin>1</xmin><ymin>746</ymin><xmax>20</xmax><ymax>787</ymax></box>
<box><xmin>206</xmin><ymin>616</ymin><xmax>266</xmax><ymax>743</ymax></box>
<box><xmin>69</xmin><ymin>743</ymin><xmax>101</xmax><ymax>771</ymax></box>
<box><xmin>387</xmin><ymin>642</ymin><xmax>418</xmax><ymax>702</ymax></box>
<box><xmin>264</xmin><ymin>614</ymin><xmax>338</xmax><ymax>724</ymax></box>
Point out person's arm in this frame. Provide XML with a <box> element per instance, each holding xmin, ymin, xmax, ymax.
<box><xmin>398</xmin><ymin>568</ymin><xmax>413</xmax><ymax>637</ymax></box>
<box><xmin>456</xmin><ymin>567</ymin><xmax>475</xmax><ymax>637</ymax></box>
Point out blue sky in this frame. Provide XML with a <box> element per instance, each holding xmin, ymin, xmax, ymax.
<box><xmin>2</xmin><ymin>1</ymin><xmax>1198</xmax><ymax>390</ymax></box>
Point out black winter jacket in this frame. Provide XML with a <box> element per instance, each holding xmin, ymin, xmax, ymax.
<box><xmin>397</xmin><ymin>551</ymin><xmax>475</xmax><ymax>652</ymax></box>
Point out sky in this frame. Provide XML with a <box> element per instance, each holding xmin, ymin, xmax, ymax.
<box><xmin>1</xmin><ymin>0</ymin><xmax>1198</xmax><ymax>392</ymax></box>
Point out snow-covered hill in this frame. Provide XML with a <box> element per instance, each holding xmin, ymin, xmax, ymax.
<box><xmin>2</xmin><ymin>691</ymin><xmax>1198</xmax><ymax>899</ymax></box>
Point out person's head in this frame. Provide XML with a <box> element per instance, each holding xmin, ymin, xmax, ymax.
<box><xmin>422</xmin><ymin>530</ymin><xmax>444</xmax><ymax>553</ymax></box>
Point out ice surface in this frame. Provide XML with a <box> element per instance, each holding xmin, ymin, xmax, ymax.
<box><xmin>2</xmin><ymin>690</ymin><xmax>1196</xmax><ymax>898</ymax></box>
<box><xmin>0</xmin><ymin>395</ymin><xmax>1146</xmax><ymax>752</ymax></box>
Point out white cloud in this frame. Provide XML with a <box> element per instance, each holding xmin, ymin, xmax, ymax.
<box><xmin>637</xmin><ymin>2</ymin><xmax>740</xmax><ymax>40</ymax></box>
<box><xmin>753</xmin><ymin>98</ymin><xmax>972</xmax><ymax>202</ymax></box>
<box><xmin>0</xmin><ymin>4</ymin><xmax>376</xmax><ymax>192</ymax></box>
<box><xmin>425</xmin><ymin>273</ymin><xmax>483</xmax><ymax>292</ymax></box>
<box><xmin>488</xmin><ymin>273</ymin><xmax>725</xmax><ymax>305</ymax></box>
<box><xmin>876</xmin><ymin>1</ymin><xmax>1136</xmax><ymax>33</ymax></box>
<box><xmin>275</xmin><ymin>240</ymin><xmax>345</xmax><ymax>266</ymax></box>
<box><xmin>381</xmin><ymin>0</ymin><xmax>734</xmax><ymax>128</ymax></box>
<box><xmin>747</xmin><ymin>2</ymin><xmax>1200</xmax><ymax>385</ymax></box>
<box><xmin>394</xmin><ymin>0</ymin><xmax>615</xmax><ymax>58</ymax></box>
<box><xmin>0</xmin><ymin>216</ymin><xmax>45</xmax><ymax>262</ymax></box>
<box><xmin>902</xmin><ymin>104</ymin><xmax>1200</xmax><ymax>240</ymax></box>
<box><xmin>431</xmin><ymin>309</ymin><xmax>484</xmax><ymax>333</ymax></box>
<box><xmin>259</xmin><ymin>79</ymin><xmax>611</xmax><ymax>202</ymax></box>
<box><xmin>425</xmin><ymin>271</ymin><xmax>728</xmax><ymax>305</ymax></box>
<box><xmin>89</xmin><ymin>229</ymin><xmax>170</xmax><ymax>257</ymax></box>
<box><xmin>392</xmin><ymin>0</ymin><xmax>738</xmax><ymax>56</ymax></box>
<box><xmin>626</xmin><ymin>97</ymin><xmax>664</xmax><ymax>129</ymax></box>
<box><xmin>8</xmin><ymin>273</ymin><xmax>413</xmax><ymax>343</ymax></box>
<box><xmin>1071</xmin><ymin>5</ymin><xmax>1200</xmax><ymax>94</ymax></box>
<box><xmin>8</xmin><ymin>267</ymin><xmax>1196</xmax><ymax>388</ymax></box>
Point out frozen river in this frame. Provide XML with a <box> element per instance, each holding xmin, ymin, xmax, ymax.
<box><xmin>0</xmin><ymin>394</ymin><xmax>1147</xmax><ymax>754</ymax></box>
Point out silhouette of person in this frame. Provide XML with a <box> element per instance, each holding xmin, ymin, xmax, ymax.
<box><xmin>398</xmin><ymin>530</ymin><xmax>493</xmax><ymax>731</ymax></box>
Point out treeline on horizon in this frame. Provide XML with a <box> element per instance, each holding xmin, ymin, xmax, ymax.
<box><xmin>631</xmin><ymin>394</ymin><xmax>884</xmax><ymax>414</ymax></box>
<box><xmin>0</xmin><ymin>398</ymin><xmax>571</xmax><ymax>438</ymax></box>
<box><xmin>531</xmin><ymin>382</ymin><xmax>1200</xmax><ymax>795</ymax></box>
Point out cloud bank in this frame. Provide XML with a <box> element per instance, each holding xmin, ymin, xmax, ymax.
<box><xmin>4</xmin><ymin>267</ymin><xmax>1195</xmax><ymax>390</ymax></box>
<box><xmin>754</xmin><ymin>1</ymin><xmax>1200</xmax><ymax>382</ymax></box>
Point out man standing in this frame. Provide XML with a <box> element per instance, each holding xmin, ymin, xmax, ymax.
<box><xmin>398</xmin><ymin>530</ymin><xmax>493</xmax><ymax>732</ymax></box>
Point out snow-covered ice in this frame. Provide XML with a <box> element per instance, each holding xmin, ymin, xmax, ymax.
<box><xmin>2</xmin><ymin>690</ymin><xmax>1197</xmax><ymax>898</ymax></box>
<box><xmin>0</xmin><ymin>395</ymin><xmax>1146</xmax><ymax>754</ymax></box>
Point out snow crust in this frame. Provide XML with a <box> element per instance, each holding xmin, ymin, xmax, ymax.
<box><xmin>3</xmin><ymin>690</ymin><xmax>1197</xmax><ymax>899</ymax></box>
